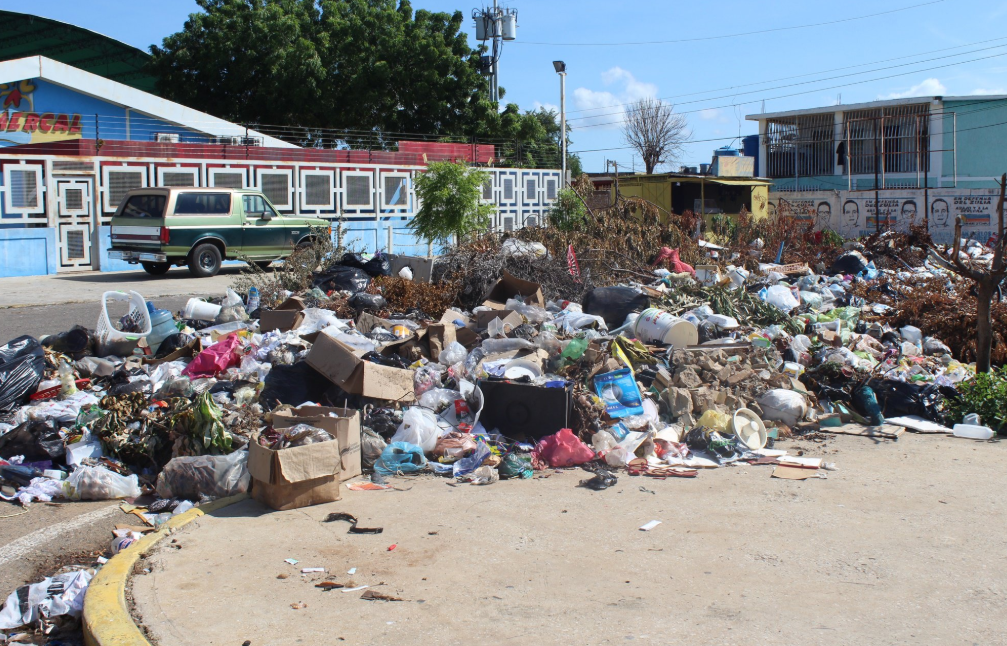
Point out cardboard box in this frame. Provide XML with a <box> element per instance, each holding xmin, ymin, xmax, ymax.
<box><xmin>482</xmin><ymin>271</ymin><xmax>545</xmax><ymax>309</ymax></box>
<box><xmin>273</xmin><ymin>406</ymin><xmax>362</xmax><ymax>481</ymax></box>
<box><xmin>248</xmin><ymin>434</ymin><xmax>341</xmax><ymax>511</ymax></box>
<box><xmin>259</xmin><ymin>296</ymin><xmax>307</xmax><ymax>333</ymax></box>
<box><xmin>477</xmin><ymin>379</ymin><xmax>572</xmax><ymax>440</ymax></box>
<box><xmin>423</xmin><ymin>324</ymin><xmax>456</xmax><ymax>363</ymax></box>
<box><xmin>475</xmin><ymin>310</ymin><xmax>523</xmax><ymax>332</ymax></box>
<box><xmin>306</xmin><ymin>330</ymin><xmax>415</xmax><ymax>403</ymax></box>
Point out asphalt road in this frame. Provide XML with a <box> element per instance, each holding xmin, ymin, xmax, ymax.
<box><xmin>0</xmin><ymin>296</ymin><xmax>196</xmax><ymax>341</ymax></box>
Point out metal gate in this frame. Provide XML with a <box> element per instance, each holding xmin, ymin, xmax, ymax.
<box><xmin>54</xmin><ymin>176</ymin><xmax>94</xmax><ymax>271</ymax></box>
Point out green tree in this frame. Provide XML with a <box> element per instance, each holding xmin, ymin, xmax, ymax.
<box><xmin>411</xmin><ymin>160</ymin><xmax>494</xmax><ymax>243</ymax></box>
<box><xmin>149</xmin><ymin>0</ymin><xmax>577</xmax><ymax>170</ymax></box>
<box><xmin>547</xmin><ymin>188</ymin><xmax>587</xmax><ymax>231</ymax></box>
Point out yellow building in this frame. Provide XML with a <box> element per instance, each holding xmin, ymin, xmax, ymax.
<box><xmin>611</xmin><ymin>173</ymin><xmax>772</xmax><ymax>223</ymax></box>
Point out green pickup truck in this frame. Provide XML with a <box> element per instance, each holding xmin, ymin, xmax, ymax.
<box><xmin>108</xmin><ymin>187</ymin><xmax>330</xmax><ymax>277</ymax></box>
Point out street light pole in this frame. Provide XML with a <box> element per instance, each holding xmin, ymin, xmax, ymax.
<box><xmin>554</xmin><ymin>61</ymin><xmax>567</xmax><ymax>185</ymax></box>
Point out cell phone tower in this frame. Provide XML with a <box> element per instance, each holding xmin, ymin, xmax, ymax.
<box><xmin>472</xmin><ymin>1</ymin><xmax>517</xmax><ymax>103</ymax></box>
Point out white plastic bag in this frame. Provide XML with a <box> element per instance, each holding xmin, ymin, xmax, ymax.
<box><xmin>756</xmin><ymin>389</ymin><xmax>809</xmax><ymax>427</ymax></box>
<box><xmin>419</xmin><ymin>388</ymin><xmax>462</xmax><ymax>414</ymax></box>
<box><xmin>439</xmin><ymin>341</ymin><xmax>468</xmax><ymax>367</ymax></box>
<box><xmin>0</xmin><ymin>570</ymin><xmax>92</xmax><ymax>629</ymax></box>
<box><xmin>765</xmin><ymin>285</ymin><xmax>800</xmax><ymax>311</ymax></box>
<box><xmin>155</xmin><ymin>450</ymin><xmax>250</xmax><ymax>500</ymax></box>
<box><xmin>64</xmin><ymin>466</ymin><xmax>141</xmax><ymax>500</ymax></box>
<box><xmin>390</xmin><ymin>407</ymin><xmax>441</xmax><ymax>453</ymax></box>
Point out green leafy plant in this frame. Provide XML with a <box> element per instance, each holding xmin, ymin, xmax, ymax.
<box><xmin>410</xmin><ymin>160</ymin><xmax>495</xmax><ymax>244</ymax></box>
<box><xmin>947</xmin><ymin>366</ymin><xmax>1007</xmax><ymax>431</ymax></box>
<box><xmin>548</xmin><ymin>188</ymin><xmax>587</xmax><ymax>231</ymax></box>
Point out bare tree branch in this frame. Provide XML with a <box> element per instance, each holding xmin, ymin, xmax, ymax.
<box><xmin>622</xmin><ymin>98</ymin><xmax>690</xmax><ymax>174</ymax></box>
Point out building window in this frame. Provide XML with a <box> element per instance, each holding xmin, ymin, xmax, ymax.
<box><xmin>211</xmin><ymin>170</ymin><xmax>245</xmax><ymax>188</ymax></box>
<box><xmin>482</xmin><ymin>178</ymin><xmax>493</xmax><ymax>200</ymax></box>
<box><xmin>259</xmin><ymin>172</ymin><xmax>290</xmax><ymax>208</ymax></box>
<box><xmin>161</xmin><ymin>170</ymin><xmax>196</xmax><ymax>187</ymax></box>
<box><xmin>546</xmin><ymin>179</ymin><xmax>557</xmax><ymax>200</ymax></box>
<box><xmin>503</xmin><ymin>178</ymin><xmax>514</xmax><ymax>200</ymax></box>
<box><xmin>305</xmin><ymin>174</ymin><xmax>332</xmax><ymax>206</ymax></box>
<box><xmin>766</xmin><ymin>114</ymin><xmax>834</xmax><ymax>179</ymax></box>
<box><xmin>383</xmin><ymin>176</ymin><xmax>408</xmax><ymax>206</ymax></box>
<box><xmin>844</xmin><ymin>104</ymin><xmax>930</xmax><ymax>176</ymax></box>
<box><xmin>345</xmin><ymin>175</ymin><xmax>371</xmax><ymax>206</ymax></box>
<box><xmin>9</xmin><ymin>168</ymin><xmax>39</xmax><ymax>208</ymax></box>
<box><xmin>526</xmin><ymin>179</ymin><xmax>536</xmax><ymax>196</ymax></box>
<box><xmin>106</xmin><ymin>169</ymin><xmax>144</xmax><ymax>210</ymax></box>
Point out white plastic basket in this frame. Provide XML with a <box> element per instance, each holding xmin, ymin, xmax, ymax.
<box><xmin>96</xmin><ymin>290</ymin><xmax>152</xmax><ymax>357</ymax></box>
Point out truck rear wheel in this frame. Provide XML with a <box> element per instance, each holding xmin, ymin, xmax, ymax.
<box><xmin>188</xmin><ymin>243</ymin><xmax>222</xmax><ymax>278</ymax></box>
<box><xmin>141</xmin><ymin>261</ymin><xmax>171</xmax><ymax>276</ymax></box>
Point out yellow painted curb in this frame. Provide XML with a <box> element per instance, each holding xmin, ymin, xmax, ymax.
<box><xmin>82</xmin><ymin>493</ymin><xmax>249</xmax><ymax>646</ymax></box>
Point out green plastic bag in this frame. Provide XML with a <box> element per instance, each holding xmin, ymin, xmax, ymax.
<box><xmin>499</xmin><ymin>453</ymin><xmax>533</xmax><ymax>479</ymax></box>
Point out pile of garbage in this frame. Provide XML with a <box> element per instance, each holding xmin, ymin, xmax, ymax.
<box><xmin>1</xmin><ymin>229</ymin><xmax>1003</xmax><ymax>632</ymax></box>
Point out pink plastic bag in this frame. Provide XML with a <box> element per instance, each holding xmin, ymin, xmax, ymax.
<box><xmin>532</xmin><ymin>428</ymin><xmax>595</xmax><ymax>468</ymax></box>
<box><xmin>651</xmin><ymin>247</ymin><xmax>695</xmax><ymax>277</ymax></box>
<box><xmin>182</xmin><ymin>334</ymin><xmax>242</xmax><ymax>378</ymax></box>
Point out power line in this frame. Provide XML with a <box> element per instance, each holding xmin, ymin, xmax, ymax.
<box><xmin>570</xmin><ymin>49</ymin><xmax>1007</xmax><ymax>131</ymax></box>
<box><xmin>516</xmin><ymin>0</ymin><xmax>944</xmax><ymax>46</ymax></box>
<box><xmin>564</xmin><ymin>36</ymin><xmax>1007</xmax><ymax>117</ymax></box>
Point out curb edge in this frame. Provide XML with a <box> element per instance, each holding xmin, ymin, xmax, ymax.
<box><xmin>82</xmin><ymin>492</ymin><xmax>249</xmax><ymax>646</ymax></box>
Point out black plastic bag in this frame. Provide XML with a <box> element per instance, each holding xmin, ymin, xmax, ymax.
<box><xmin>582</xmin><ymin>287</ymin><xmax>650</xmax><ymax>329</ymax></box>
<box><xmin>869</xmin><ymin>379</ymin><xmax>958</xmax><ymax>425</ymax></box>
<box><xmin>361</xmin><ymin>351</ymin><xmax>408</xmax><ymax>369</ymax></box>
<box><xmin>349</xmin><ymin>293</ymin><xmax>387</xmax><ymax>312</ymax></box>
<box><xmin>0</xmin><ymin>336</ymin><xmax>45</xmax><ymax>413</ymax></box>
<box><xmin>313</xmin><ymin>266</ymin><xmax>371</xmax><ymax>293</ymax></box>
<box><xmin>155</xmin><ymin>333</ymin><xmax>196</xmax><ymax>359</ymax></box>
<box><xmin>41</xmin><ymin>326</ymin><xmax>94</xmax><ymax>360</ymax></box>
<box><xmin>828</xmin><ymin>250</ymin><xmax>869</xmax><ymax>275</ymax></box>
<box><xmin>0</xmin><ymin>420</ymin><xmax>63</xmax><ymax>461</ymax></box>
<box><xmin>342</xmin><ymin>252</ymin><xmax>392</xmax><ymax>277</ymax></box>
<box><xmin>259</xmin><ymin>362</ymin><xmax>358</xmax><ymax>411</ymax></box>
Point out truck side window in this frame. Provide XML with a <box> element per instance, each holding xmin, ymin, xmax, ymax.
<box><xmin>243</xmin><ymin>195</ymin><xmax>278</xmax><ymax>219</ymax></box>
<box><xmin>175</xmin><ymin>192</ymin><xmax>231</xmax><ymax>215</ymax></box>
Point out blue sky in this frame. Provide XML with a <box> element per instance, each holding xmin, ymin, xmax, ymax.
<box><xmin>13</xmin><ymin>0</ymin><xmax>1007</xmax><ymax>171</ymax></box>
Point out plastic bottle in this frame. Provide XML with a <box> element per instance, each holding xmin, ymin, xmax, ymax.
<box><xmin>247</xmin><ymin>286</ymin><xmax>260</xmax><ymax>313</ymax></box>
<box><xmin>952</xmin><ymin>424</ymin><xmax>995</xmax><ymax>440</ymax></box>
<box><xmin>145</xmin><ymin>306</ymin><xmax>178</xmax><ymax>356</ymax></box>
<box><xmin>58</xmin><ymin>361</ymin><xmax>77</xmax><ymax>396</ymax></box>
<box><xmin>561</xmin><ymin>337</ymin><xmax>588</xmax><ymax>361</ymax></box>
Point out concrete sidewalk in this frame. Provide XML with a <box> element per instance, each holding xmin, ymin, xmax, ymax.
<box><xmin>0</xmin><ymin>266</ymin><xmax>245</xmax><ymax>308</ymax></box>
<box><xmin>130</xmin><ymin>435</ymin><xmax>1007</xmax><ymax>645</ymax></box>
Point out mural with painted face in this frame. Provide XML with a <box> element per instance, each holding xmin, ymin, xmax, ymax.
<box><xmin>931</xmin><ymin>199</ymin><xmax>950</xmax><ymax>227</ymax></box>
<box><xmin>843</xmin><ymin>200</ymin><xmax>859</xmax><ymax>228</ymax></box>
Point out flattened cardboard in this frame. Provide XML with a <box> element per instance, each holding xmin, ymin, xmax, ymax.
<box><xmin>248</xmin><ymin>432</ymin><xmax>342</xmax><ymax>510</ymax></box>
<box><xmin>771</xmin><ymin>466</ymin><xmax>821</xmax><ymax>480</ymax></box>
<box><xmin>306</xmin><ymin>331</ymin><xmax>415</xmax><ymax>402</ymax></box>
<box><xmin>259</xmin><ymin>310</ymin><xmax>304</xmax><ymax>333</ymax></box>
<box><xmin>273</xmin><ymin>406</ymin><xmax>362</xmax><ymax>481</ymax></box>
<box><xmin>424</xmin><ymin>324</ymin><xmax>456</xmax><ymax>362</ymax></box>
<box><xmin>482</xmin><ymin>271</ymin><xmax>545</xmax><ymax>309</ymax></box>
<box><xmin>475</xmin><ymin>310</ymin><xmax>523</xmax><ymax>332</ymax></box>
<box><xmin>142</xmin><ymin>340</ymin><xmax>201</xmax><ymax>365</ymax></box>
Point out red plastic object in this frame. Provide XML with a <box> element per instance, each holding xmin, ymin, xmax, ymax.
<box><xmin>650</xmin><ymin>247</ymin><xmax>695</xmax><ymax>277</ymax></box>
<box><xmin>387</xmin><ymin>544</ymin><xmax>397</xmax><ymax>552</ymax></box>
<box><xmin>532</xmin><ymin>428</ymin><xmax>595</xmax><ymax>468</ymax></box>
<box><xmin>30</xmin><ymin>379</ymin><xmax>91</xmax><ymax>401</ymax></box>
<box><xmin>182</xmin><ymin>334</ymin><xmax>242</xmax><ymax>378</ymax></box>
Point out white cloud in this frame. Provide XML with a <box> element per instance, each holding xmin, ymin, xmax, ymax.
<box><xmin>880</xmin><ymin>78</ymin><xmax>947</xmax><ymax>100</ymax></box>
<box><xmin>531</xmin><ymin>101</ymin><xmax>560</xmax><ymax>114</ymax></box>
<box><xmin>571</xmin><ymin>67</ymin><xmax>658</xmax><ymax>129</ymax></box>
<box><xmin>970</xmin><ymin>88</ymin><xmax>1007</xmax><ymax>96</ymax></box>
<box><xmin>699</xmin><ymin>108</ymin><xmax>721</xmax><ymax>121</ymax></box>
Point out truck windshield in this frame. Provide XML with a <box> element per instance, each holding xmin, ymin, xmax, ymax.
<box><xmin>120</xmin><ymin>195</ymin><xmax>166</xmax><ymax>219</ymax></box>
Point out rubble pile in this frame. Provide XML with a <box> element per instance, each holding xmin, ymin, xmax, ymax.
<box><xmin>1</xmin><ymin>218</ymin><xmax>1004</xmax><ymax>635</ymax></box>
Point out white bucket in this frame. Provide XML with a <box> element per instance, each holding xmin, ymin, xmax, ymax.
<box><xmin>183</xmin><ymin>298</ymin><xmax>222</xmax><ymax>321</ymax></box>
<box><xmin>633</xmin><ymin>308</ymin><xmax>699</xmax><ymax>348</ymax></box>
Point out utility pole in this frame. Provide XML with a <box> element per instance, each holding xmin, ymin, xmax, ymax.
<box><xmin>608</xmin><ymin>160</ymin><xmax>620</xmax><ymax>204</ymax></box>
<box><xmin>473</xmin><ymin>1</ymin><xmax>517</xmax><ymax>103</ymax></box>
<box><xmin>554</xmin><ymin>61</ymin><xmax>567</xmax><ymax>184</ymax></box>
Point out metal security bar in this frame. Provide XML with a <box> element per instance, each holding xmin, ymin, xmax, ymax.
<box><xmin>844</xmin><ymin>103</ymin><xmax>931</xmax><ymax>185</ymax></box>
<box><xmin>766</xmin><ymin>113</ymin><xmax>835</xmax><ymax>179</ymax></box>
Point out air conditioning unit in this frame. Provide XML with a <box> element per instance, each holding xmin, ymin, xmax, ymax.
<box><xmin>210</xmin><ymin>136</ymin><xmax>243</xmax><ymax>145</ymax></box>
<box><xmin>154</xmin><ymin>133</ymin><xmax>180</xmax><ymax>143</ymax></box>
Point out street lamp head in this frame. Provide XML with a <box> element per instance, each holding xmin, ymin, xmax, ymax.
<box><xmin>553</xmin><ymin>60</ymin><xmax>566</xmax><ymax>74</ymax></box>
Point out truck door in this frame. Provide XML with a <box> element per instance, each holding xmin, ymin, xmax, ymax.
<box><xmin>241</xmin><ymin>194</ymin><xmax>286</xmax><ymax>258</ymax></box>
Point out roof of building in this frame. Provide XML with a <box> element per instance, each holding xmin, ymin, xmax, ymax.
<box><xmin>746</xmin><ymin>95</ymin><xmax>1007</xmax><ymax>121</ymax></box>
<box><xmin>0</xmin><ymin>56</ymin><xmax>295</xmax><ymax>148</ymax></box>
<box><xmin>0</xmin><ymin>10</ymin><xmax>157</xmax><ymax>94</ymax></box>
<box><xmin>617</xmin><ymin>172</ymin><xmax>772</xmax><ymax>186</ymax></box>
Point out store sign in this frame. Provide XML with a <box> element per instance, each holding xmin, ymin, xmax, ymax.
<box><xmin>0</xmin><ymin>79</ymin><xmax>83</xmax><ymax>146</ymax></box>
<box><xmin>0</xmin><ymin>112</ymin><xmax>82</xmax><ymax>135</ymax></box>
